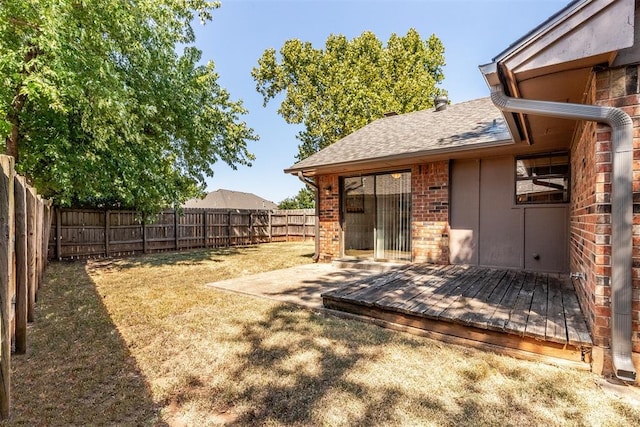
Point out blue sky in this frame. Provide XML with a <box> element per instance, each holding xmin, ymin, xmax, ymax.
<box><xmin>194</xmin><ymin>0</ymin><xmax>570</xmax><ymax>204</ymax></box>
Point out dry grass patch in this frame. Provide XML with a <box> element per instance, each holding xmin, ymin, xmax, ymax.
<box><xmin>4</xmin><ymin>241</ymin><xmax>640</xmax><ymax>425</ymax></box>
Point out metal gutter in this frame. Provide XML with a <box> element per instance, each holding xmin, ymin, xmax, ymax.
<box><xmin>297</xmin><ymin>171</ymin><xmax>318</xmax><ymax>190</ymax></box>
<box><xmin>490</xmin><ymin>85</ymin><xmax>636</xmax><ymax>381</ymax></box>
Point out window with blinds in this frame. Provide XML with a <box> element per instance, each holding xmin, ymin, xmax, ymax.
<box><xmin>515</xmin><ymin>153</ymin><xmax>569</xmax><ymax>204</ymax></box>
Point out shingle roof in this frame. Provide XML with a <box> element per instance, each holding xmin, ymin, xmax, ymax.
<box><xmin>285</xmin><ymin>97</ymin><xmax>513</xmax><ymax>173</ymax></box>
<box><xmin>183</xmin><ymin>189</ymin><xmax>277</xmax><ymax>210</ymax></box>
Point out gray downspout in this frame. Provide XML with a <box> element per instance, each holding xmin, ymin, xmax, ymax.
<box><xmin>490</xmin><ymin>85</ymin><xmax>636</xmax><ymax>382</ymax></box>
<box><xmin>297</xmin><ymin>172</ymin><xmax>320</xmax><ymax>262</ymax></box>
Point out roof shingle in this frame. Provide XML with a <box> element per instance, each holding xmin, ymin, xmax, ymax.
<box><xmin>183</xmin><ymin>189</ymin><xmax>277</xmax><ymax>210</ymax></box>
<box><xmin>286</xmin><ymin>97</ymin><xmax>512</xmax><ymax>173</ymax></box>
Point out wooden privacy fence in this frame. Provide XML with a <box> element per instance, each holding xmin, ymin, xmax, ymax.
<box><xmin>49</xmin><ymin>208</ymin><xmax>315</xmax><ymax>260</ymax></box>
<box><xmin>0</xmin><ymin>155</ymin><xmax>52</xmax><ymax>419</ymax></box>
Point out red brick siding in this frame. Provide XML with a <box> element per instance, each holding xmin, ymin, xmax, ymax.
<box><xmin>573</xmin><ymin>66</ymin><xmax>640</xmax><ymax>352</ymax></box>
<box><xmin>570</xmin><ymin>83</ymin><xmax>609</xmax><ymax>346</ymax></box>
<box><xmin>411</xmin><ymin>162</ymin><xmax>450</xmax><ymax>264</ymax></box>
<box><xmin>317</xmin><ymin>174</ymin><xmax>340</xmax><ymax>262</ymax></box>
<box><xmin>315</xmin><ymin>161</ymin><xmax>451</xmax><ymax>264</ymax></box>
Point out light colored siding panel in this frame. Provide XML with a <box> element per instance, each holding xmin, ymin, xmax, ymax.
<box><xmin>478</xmin><ymin>157</ymin><xmax>523</xmax><ymax>268</ymax></box>
<box><xmin>450</xmin><ymin>160</ymin><xmax>479</xmax><ymax>265</ymax></box>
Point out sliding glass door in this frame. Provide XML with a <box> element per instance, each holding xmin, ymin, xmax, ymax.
<box><xmin>375</xmin><ymin>172</ymin><xmax>412</xmax><ymax>261</ymax></box>
<box><xmin>343</xmin><ymin>172</ymin><xmax>411</xmax><ymax>261</ymax></box>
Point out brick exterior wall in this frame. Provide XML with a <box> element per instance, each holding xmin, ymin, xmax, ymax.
<box><xmin>317</xmin><ymin>174</ymin><xmax>340</xmax><ymax>262</ymax></box>
<box><xmin>571</xmin><ymin>66</ymin><xmax>640</xmax><ymax>354</ymax></box>
<box><xmin>411</xmin><ymin>162</ymin><xmax>450</xmax><ymax>264</ymax></box>
<box><xmin>570</xmin><ymin>76</ymin><xmax>611</xmax><ymax>348</ymax></box>
<box><xmin>314</xmin><ymin>161</ymin><xmax>450</xmax><ymax>264</ymax></box>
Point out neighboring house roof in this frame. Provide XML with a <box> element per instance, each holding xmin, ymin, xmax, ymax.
<box><xmin>285</xmin><ymin>97</ymin><xmax>512</xmax><ymax>175</ymax></box>
<box><xmin>183</xmin><ymin>189</ymin><xmax>277</xmax><ymax>210</ymax></box>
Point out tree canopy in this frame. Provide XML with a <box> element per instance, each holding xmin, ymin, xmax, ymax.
<box><xmin>0</xmin><ymin>0</ymin><xmax>257</xmax><ymax>213</ymax></box>
<box><xmin>278</xmin><ymin>187</ymin><xmax>315</xmax><ymax>209</ymax></box>
<box><xmin>252</xmin><ymin>29</ymin><xmax>446</xmax><ymax>161</ymax></box>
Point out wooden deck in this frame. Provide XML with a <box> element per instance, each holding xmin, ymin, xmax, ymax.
<box><xmin>322</xmin><ymin>264</ymin><xmax>593</xmax><ymax>364</ymax></box>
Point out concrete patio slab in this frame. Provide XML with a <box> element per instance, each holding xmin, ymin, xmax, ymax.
<box><xmin>206</xmin><ymin>263</ymin><xmax>381</xmax><ymax>309</ymax></box>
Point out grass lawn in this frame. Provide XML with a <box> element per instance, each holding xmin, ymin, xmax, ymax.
<box><xmin>4</xmin><ymin>241</ymin><xmax>640</xmax><ymax>425</ymax></box>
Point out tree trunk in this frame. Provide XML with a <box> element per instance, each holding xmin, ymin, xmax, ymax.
<box><xmin>5</xmin><ymin>113</ymin><xmax>20</xmax><ymax>163</ymax></box>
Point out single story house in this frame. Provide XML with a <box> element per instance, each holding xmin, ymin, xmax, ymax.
<box><xmin>183</xmin><ymin>189</ymin><xmax>277</xmax><ymax>210</ymax></box>
<box><xmin>286</xmin><ymin>0</ymin><xmax>640</xmax><ymax>381</ymax></box>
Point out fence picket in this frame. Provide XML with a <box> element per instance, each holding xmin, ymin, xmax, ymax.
<box><xmin>13</xmin><ymin>176</ymin><xmax>27</xmax><ymax>354</ymax></box>
<box><xmin>0</xmin><ymin>156</ymin><xmax>14</xmax><ymax>418</ymax></box>
<box><xmin>48</xmin><ymin>208</ymin><xmax>315</xmax><ymax>260</ymax></box>
<box><xmin>0</xmin><ymin>155</ymin><xmax>53</xmax><ymax>418</ymax></box>
<box><xmin>26</xmin><ymin>187</ymin><xmax>37</xmax><ymax>322</ymax></box>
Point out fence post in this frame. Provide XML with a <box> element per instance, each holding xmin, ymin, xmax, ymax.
<box><xmin>142</xmin><ymin>216</ymin><xmax>147</xmax><ymax>254</ymax></box>
<box><xmin>104</xmin><ymin>210</ymin><xmax>110</xmax><ymax>257</ymax></box>
<box><xmin>227</xmin><ymin>211</ymin><xmax>232</xmax><ymax>247</ymax></box>
<box><xmin>285</xmin><ymin>211</ymin><xmax>289</xmax><ymax>241</ymax></box>
<box><xmin>39</xmin><ymin>200</ymin><xmax>48</xmax><ymax>277</ymax></box>
<box><xmin>174</xmin><ymin>209</ymin><xmax>179</xmax><ymax>251</ymax></box>
<box><xmin>13</xmin><ymin>176</ymin><xmax>27</xmax><ymax>355</ymax></box>
<box><xmin>26</xmin><ymin>188</ymin><xmax>36</xmax><ymax>322</ymax></box>
<box><xmin>203</xmin><ymin>210</ymin><xmax>208</xmax><ymax>249</ymax></box>
<box><xmin>302</xmin><ymin>211</ymin><xmax>307</xmax><ymax>241</ymax></box>
<box><xmin>35</xmin><ymin>198</ymin><xmax>42</xmax><ymax>290</ymax></box>
<box><xmin>0</xmin><ymin>155</ymin><xmax>15</xmax><ymax>419</ymax></box>
<box><xmin>43</xmin><ymin>201</ymin><xmax>52</xmax><ymax>265</ymax></box>
<box><xmin>55</xmin><ymin>207</ymin><xmax>62</xmax><ymax>261</ymax></box>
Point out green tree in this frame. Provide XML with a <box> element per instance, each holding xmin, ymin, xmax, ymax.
<box><xmin>252</xmin><ymin>29</ymin><xmax>445</xmax><ymax>161</ymax></box>
<box><xmin>0</xmin><ymin>0</ymin><xmax>258</xmax><ymax>213</ymax></box>
<box><xmin>278</xmin><ymin>187</ymin><xmax>315</xmax><ymax>209</ymax></box>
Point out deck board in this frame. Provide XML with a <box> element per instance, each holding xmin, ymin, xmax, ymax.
<box><xmin>546</xmin><ymin>274</ymin><xmax>568</xmax><ymax>344</ymax></box>
<box><xmin>524</xmin><ymin>273</ymin><xmax>549</xmax><ymax>339</ymax></box>
<box><xmin>486</xmin><ymin>270</ymin><xmax>526</xmax><ymax>331</ymax></box>
<box><xmin>442</xmin><ymin>268</ymin><xmax>507</xmax><ymax>324</ymax></box>
<box><xmin>329</xmin><ymin>267</ymin><xmax>409</xmax><ymax>299</ymax></box>
<box><xmin>376</xmin><ymin>265</ymin><xmax>451</xmax><ymax>307</ymax></box>
<box><xmin>339</xmin><ymin>270</ymin><xmax>409</xmax><ymax>301</ymax></box>
<box><xmin>420</xmin><ymin>266</ymin><xmax>489</xmax><ymax>318</ymax></box>
<box><xmin>458</xmin><ymin>269</ymin><xmax>511</xmax><ymax>327</ymax></box>
<box><xmin>505</xmin><ymin>271</ymin><xmax>537</xmax><ymax>335</ymax></box>
<box><xmin>561</xmin><ymin>278</ymin><xmax>593</xmax><ymax>345</ymax></box>
<box><xmin>391</xmin><ymin>265</ymin><xmax>468</xmax><ymax>314</ymax></box>
<box><xmin>322</xmin><ymin>264</ymin><xmax>593</xmax><ymax>349</ymax></box>
<box><xmin>384</xmin><ymin>264</ymin><xmax>462</xmax><ymax>311</ymax></box>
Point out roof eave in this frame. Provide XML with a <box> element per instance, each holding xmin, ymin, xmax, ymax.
<box><xmin>491</xmin><ymin>0</ymin><xmax>590</xmax><ymax>64</ymax></box>
<box><xmin>284</xmin><ymin>138</ymin><xmax>514</xmax><ymax>176</ymax></box>
<box><xmin>480</xmin><ymin>0</ymin><xmax>635</xmax><ymax>144</ymax></box>
<box><xmin>482</xmin><ymin>0</ymin><xmax>635</xmax><ymax>83</ymax></box>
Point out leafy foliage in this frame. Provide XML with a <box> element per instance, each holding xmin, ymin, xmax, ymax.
<box><xmin>278</xmin><ymin>186</ymin><xmax>315</xmax><ymax>209</ymax></box>
<box><xmin>252</xmin><ymin>29</ymin><xmax>446</xmax><ymax>161</ymax></box>
<box><xmin>0</xmin><ymin>0</ymin><xmax>258</xmax><ymax>213</ymax></box>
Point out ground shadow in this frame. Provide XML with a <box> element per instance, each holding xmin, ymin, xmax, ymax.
<box><xmin>213</xmin><ymin>302</ymin><xmax>607</xmax><ymax>426</ymax></box>
<box><xmin>90</xmin><ymin>246</ymin><xmax>247</xmax><ymax>270</ymax></box>
<box><xmin>3</xmin><ymin>261</ymin><xmax>162</xmax><ymax>425</ymax></box>
<box><xmin>258</xmin><ymin>267</ymin><xmax>381</xmax><ymax>307</ymax></box>
<box><xmin>222</xmin><ymin>303</ymin><xmax>515</xmax><ymax>426</ymax></box>
<box><xmin>226</xmin><ymin>303</ymin><xmax>437</xmax><ymax>426</ymax></box>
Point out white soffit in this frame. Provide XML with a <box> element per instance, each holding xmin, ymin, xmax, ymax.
<box><xmin>497</xmin><ymin>0</ymin><xmax>635</xmax><ymax>76</ymax></box>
